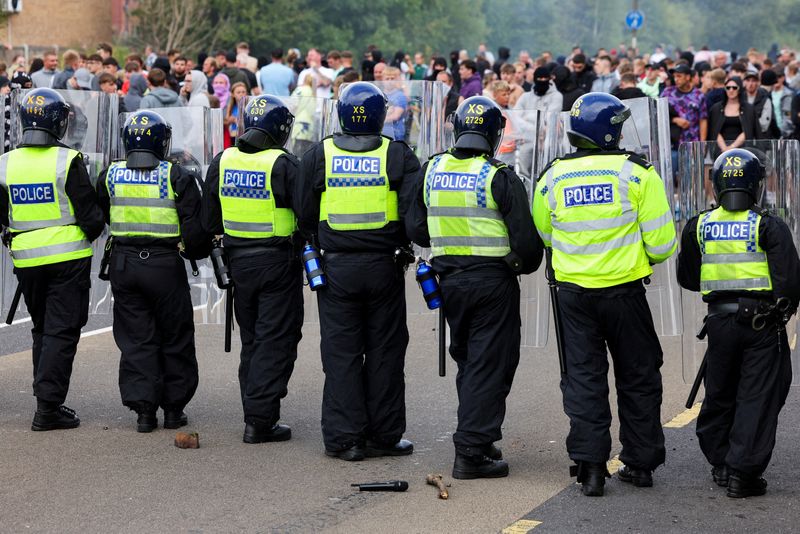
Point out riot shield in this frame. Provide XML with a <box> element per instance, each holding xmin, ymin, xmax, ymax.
<box><xmin>334</xmin><ymin>80</ymin><xmax>449</xmax><ymax>162</ymax></box>
<box><xmin>678</xmin><ymin>139</ymin><xmax>800</xmax><ymax>384</ymax></box>
<box><xmin>3</xmin><ymin>90</ymin><xmax>118</xmax><ymax>321</ymax></box>
<box><xmin>539</xmin><ymin>97</ymin><xmax>681</xmax><ymax>338</ymax></box>
<box><xmin>114</xmin><ymin>107</ymin><xmax>226</xmax><ymax>323</ymax></box>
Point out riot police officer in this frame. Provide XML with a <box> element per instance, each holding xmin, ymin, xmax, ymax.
<box><xmin>677</xmin><ymin>149</ymin><xmax>800</xmax><ymax>498</ymax></box>
<box><xmin>0</xmin><ymin>88</ymin><xmax>104</xmax><ymax>430</ymax></box>
<box><xmin>97</xmin><ymin>110</ymin><xmax>208</xmax><ymax>432</ymax></box>
<box><xmin>532</xmin><ymin>93</ymin><xmax>677</xmax><ymax>496</ymax></box>
<box><xmin>406</xmin><ymin>96</ymin><xmax>543</xmax><ymax>479</ymax></box>
<box><xmin>202</xmin><ymin>95</ymin><xmax>303</xmax><ymax>443</ymax></box>
<box><xmin>297</xmin><ymin>82</ymin><xmax>419</xmax><ymax>461</ymax></box>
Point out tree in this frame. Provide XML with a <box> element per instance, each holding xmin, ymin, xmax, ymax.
<box><xmin>128</xmin><ymin>0</ymin><xmax>231</xmax><ymax>56</ymax></box>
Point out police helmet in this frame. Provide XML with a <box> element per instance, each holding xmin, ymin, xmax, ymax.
<box><xmin>238</xmin><ymin>95</ymin><xmax>295</xmax><ymax>150</ymax></box>
<box><xmin>19</xmin><ymin>88</ymin><xmax>71</xmax><ymax>146</ymax></box>
<box><xmin>567</xmin><ymin>92</ymin><xmax>631</xmax><ymax>150</ymax></box>
<box><xmin>122</xmin><ymin>110</ymin><xmax>172</xmax><ymax>169</ymax></box>
<box><xmin>337</xmin><ymin>82</ymin><xmax>388</xmax><ymax>135</ymax></box>
<box><xmin>711</xmin><ymin>148</ymin><xmax>766</xmax><ymax>211</ymax></box>
<box><xmin>451</xmin><ymin>96</ymin><xmax>506</xmax><ymax>155</ymax></box>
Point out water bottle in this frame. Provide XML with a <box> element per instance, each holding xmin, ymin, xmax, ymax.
<box><xmin>210</xmin><ymin>240</ymin><xmax>232</xmax><ymax>289</ymax></box>
<box><xmin>415</xmin><ymin>260</ymin><xmax>442</xmax><ymax>310</ymax></box>
<box><xmin>302</xmin><ymin>244</ymin><xmax>327</xmax><ymax>290</ymax></box>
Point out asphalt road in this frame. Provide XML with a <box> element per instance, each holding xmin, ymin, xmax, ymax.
<box><xmin>1</xmin><ymin>289</ymin><xmax>797</xmax><ymax>533</ymax></box>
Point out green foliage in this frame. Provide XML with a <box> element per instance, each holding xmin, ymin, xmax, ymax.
<box><xmin>196</xmin><ymin>0</ymin><xmax>800</xmax><ymax>58</ymax></box>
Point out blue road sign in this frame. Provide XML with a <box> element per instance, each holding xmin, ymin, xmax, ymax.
<box><xmin>626</xmin><ymin>10</ymin><xmax>644</xmax><ymax>30</ymax></box>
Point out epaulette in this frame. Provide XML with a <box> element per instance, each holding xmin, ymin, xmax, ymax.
<box><xmin>535</xmin><ymin>158</ymin><xmax>560</xmax><ymax>183</ymax></box>
<box><xmin>624</xmin><ymin>151</ymin><xmax>653</xmax><ymax>170</ymax></box>
<box><xmin>751</xmin><ymin>204</ymin><xmax>771</xmax><ymax>217</ymax></box>
<box><xmin>482</xmin><ymin>154</ymin><xmax>510</xmax><ymax>170</ymax></box>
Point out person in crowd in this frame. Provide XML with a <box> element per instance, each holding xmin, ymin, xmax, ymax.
<box><xmin>662</xmin><ymin>64</ymin><xmax>708</xmax><ymax>178</ymax></box>
<box><xmin>381</xmin><ymin>66</ymin><xmax>408</xmax><ymax>141</ymax></box>
<box><xmin>612</xmin><ymin>73</ymin><xmax>647</xmax><ymax>100</ymax></box>
<box><xmin>591</xmin><ymin>55</ymin><xmax>619</xmax><ymax>93</ymax></box>
<box><xmin>124</xmin><ymin>73</ymin><xmax>148</xmax><ymax>113</ymax></box>
<box><xmin>707</xmin><ymin>76</ymin><xmax>758</xmax><ymax>157</ymax></box>
<box><xmin>553</xmin><ymin>64</ymin><xmax>584</xmax><ymax>111</ymax></box>
<box><xmin>259</xmin><ymin>48</ymin><xmax>296</xmax><ymax>97</ymax></box>
<box><xmin>437</xmin><ymin>70</ymin><xmax>460</xmax><ymax>118</ymax></box>
<box><xmin>180</xmin><ymin>70</ymin><xmax>211</xmax><ymax>108</ymax></box>
<box><xmin>570</xmin><ymin>53</ymin><xmax>596</xmax><ymax>94</ymax></box>
<box><xmin>298</xmin><ymin>48</ymin><xmax>334</xmax><ymax>99</ymax></box>
<box><xmin>458</xmin><ymin>60</ymin><xmax>482</xmax><ymax>102</ymax></box>
<box><xmin>51</xmin><ymin>49</ymin><xmax>80</xmax><ymax>90</ymax></box>
<box><xmin>637</xmin><ymin>64</ymin><xmax>661</xmax><ymax>99</ymax></box>
<box><xmin>31</xmin><ymin>50</ymin><xmax>59</xmax><ymax>88</ymax></box>
<box><xmin>703</xmin><ymin>68</ymin><xmax>728</xmax><ymax>113</ymax></box>
<box><xmin>139</xmin><ymin>68</ymin><xmax>183</xmax><ymax>109</ymax></box>
<box><xmin>499</xmin><ymin>63</ymin><xmax>524</xmax><ymax>108</ymax></box>
<box><xmin>220</xmin><ymin>51</ymin><xmax>250</xmax><ymax>91</ymax></box>
<box><xmin>223</xmin><ymin>82</ymin><xmax>248</xmax><ymax>148</ymax></box>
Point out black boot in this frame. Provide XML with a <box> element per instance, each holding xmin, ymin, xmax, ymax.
<box><xmin>163</xmin><ymin>410</ymin><xmax>188</xmax><ymax>429</ymax></box>
<box><xmin>574</xmin><ymin>462</ymin><xmax>610</xmax><ymax>497</ymax></box>
<box><xmin>483</xmin><ymin>443</ymin><xmax>503</xmax><ymax>460</ymax></box>
<box><xmin>243</xmin><ymin>423</ymin><xmax>291</xmax><ymax>443</ymax></box>
<box><xmin>617</xmin><ymin>465</ymin><xmax>653</xmax><ymax>487</ymax></box>
<box><xmin>452</xmin><ymin>452</ymin><xmax>509</xmax><ymax>479</ymax></box>
<box><xmin>727</xmin><ymin>470</ymin><xmax>767</xmax><ymax>498</ymax></box>
<box><xmin>325</xmin><ymin>444</ymin><xmax>365</xmax><ymax>461</ymax></box>
<box><xmin>31</xmin><ymin>402</ymin><xmax>80</xmax><ymax>431</ymax></box>
<box><xmin>365</xmin><ymin>439</ymin><xmax>414</xmax><ymax>457</ymax></box>
<box><xmin>137</xmin><ymin>412</ymin><xmax>158</xmax><ymax>433</ymax></box>
<box><xmin>712</xmin><ymin>465</ymin><xmax>729</xmax><ymax>487</ymax></box>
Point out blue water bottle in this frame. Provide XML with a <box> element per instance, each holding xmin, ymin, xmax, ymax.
<box><xmin>302</xmin><ymin>243</ymin><xmax>327</xmax><ymax>290</ymax></box>
<box><xmin>415</xmin><ymin>260</ymin><xmax>442</xmax><ymax>310</ymax></box>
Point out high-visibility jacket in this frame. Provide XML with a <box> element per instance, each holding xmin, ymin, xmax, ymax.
<box><xmin>0</xmin><ymin>146</ymin><xmax>92</xmax><ymax>268</ymax></box>
<box><xmin>697</xmin><ymin>207</ymin><xmax>772</xmax><ymax>295</ymax></box>
<box><xmin>320</xmin><ymin>137</ymin><xmax>396</xmax><ymax>231</ymax></box>
<box><xmin>532</xmin><ymin>152</ymin><xmax>676</xmax><ymax>288</ymax></box>
<box><xmin>423</xmin><ymin>152</ymin><xmax>511</xmax><ymax>258</ymax></box>
<box><xmin>218</xmin><ymin>147</ymin><xmax>296</xmax><ymax>238</ymax></box>
<box><xmin>105</xmin><ymin>160</ymin><xmax>180</xmax><ymax>238</ymax></box>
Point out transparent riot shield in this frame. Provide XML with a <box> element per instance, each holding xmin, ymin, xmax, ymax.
<box><xmin>334</xmin><ymin>81</ymin><xmax>449</xmax><ymax>162</ymax></box>
<box><xmin>113</xmin><ymin>107</ymin><xmax>225</xmax><ymax>323</ymax></box>
<box><xmin>3</xmin><ymin>90</ymin><xmax>118</xmax><ymax>320</ymax></box>
<box><xmin>678</xmin><ymin>139</ymin><xmax>800</xmax><ymax>384</ymax></box>
<box><xmin>538</xmin><ymin>97</ymin><xmax>681</xmax><ymax>338</ymax></box>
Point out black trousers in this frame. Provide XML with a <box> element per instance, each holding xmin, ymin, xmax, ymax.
<box><xmin>441</xmin><ymin>268</ymin><xmax>521</xmax><ymax>456</ymax></box>
<box><xmin>697</xmin><ymin>314</ymin><xmax>792</xmax><ymax>476</ymax></box>
<box><xmin>558</xmin><ymin>282</ymin><xmax>666</xmax><ymax>470</ymax></box>
<box><xmin>16</xmin><ymin>257</ymin><xmax>91</xmax><ymax>405</ymax></box>
<box><xmin>229</xmin><ymin>249</ymin><xmax>303</xmax><ymax>426</ymax></box>
<box><xmin>110</xmin><ymin>247</ymin><xmax>198</xmax><ymax>413</ymax></box>
<box><xmin>317</xmin><ymin>253</ymin><xmax>408</xmax><ymax>451</ymax></box>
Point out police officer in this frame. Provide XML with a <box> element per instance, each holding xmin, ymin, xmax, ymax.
<box><xmin>532</xmin><ymin>93</ymin><xmax>677</xmax><ymax>496</ymax></box>
<box><xmin>677</xmin><ymin>149</ymin><xmax>800</xmax><ymax>498</ymax></box>
<box><xmin>407</xmin><ymin>96</ymin><xmax>543</xmax><ymax>479</ymax></box>
<box><xmin>0</xmin><ymin>88</ymin><xmax>104</xmax><ymax>430</ymax></box>
<box><xmin>202</xmin><ymin>95</ymin><xmax>303</xmax><ymax>443</ymax></box>
<box><xmin>97</xmin><ymin>110</ymin><xmax>208</xmax><ymax>432</ymax></box>
<box><xmin>297</xmin><ymin>82</ymin><xmax>419</xmax><ymax>461</ymax></box>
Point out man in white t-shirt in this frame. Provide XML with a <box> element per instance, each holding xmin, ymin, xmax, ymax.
<box><xmin>297</xmin><ymin>48</ymin><xmax>334</xmax><ymax>99</ymax></box>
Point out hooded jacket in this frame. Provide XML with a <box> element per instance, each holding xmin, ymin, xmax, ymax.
<box><xmin>181</xmin><ymin>70</ymin><xmax>210</xmax><ymax>107</ymax></box>
<box><xmin>124</xmin><ymin>74</ymin><xmax>148</xmax><ymax>112</ymax></box>
<box><xmin>553</xmin><ymin>66</ymin><xmax>585</xmax><ymax>112</ymax></box>
<box><xmin>139</xmin><ymin>86</ymin><xmax>183</xmax><ymax>109</ymax></box>
<box><xmin>513</xmin><ymin>81</ymin><xmax>563</xmax><ymax>114</ymax></box>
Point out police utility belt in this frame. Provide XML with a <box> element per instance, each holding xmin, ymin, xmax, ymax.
<box><xmin>708</xmin><ymin>297</ymin><xmax>791</xmax><ymax>331</ymax></box>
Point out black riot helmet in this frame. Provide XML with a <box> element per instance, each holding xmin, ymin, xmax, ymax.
<box><xmin>337</xmin><ymin>82</ymin><xmax>388</xmax><ymax>135</ymax></box>
<box><xmin>122</xmin><ymin>110</ymin><xmax>172</xmax><ymax>169</ymax></box>
<box><xmin>711</xmin><ymin>148</ymin><xmax>766</xmax><ymax>211</ymax></box>
<box><xmin>19</xmin><ymin>88</ymin><xmax>71</xmax><ymax>146</ymax></box>
<box><xmin>451</xmin><ymin>96</ymin><xmax>506</xmax><ymax>155</ymax></box>
<box><xmin>238</xmin><ymin>95</ymin><xmax>295</xmax><ymax>150</ymax></box>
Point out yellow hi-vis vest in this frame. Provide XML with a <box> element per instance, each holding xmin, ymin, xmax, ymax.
<box><xmin>105</xmin><ymin>160</ymin><xmax>180</xmax><ymax>238</ymax></box>
<box><xmin>320</xmin><ymin>137</ymin><xmax>396</xmax><ymax>231</ymax></box>
<box><xmin>0</xmin><ymin>146</ymin><xmax>92</xmax><ymax>268</ymax></box>
<box><xmin>218</xmin><ymin>147</ymin><xmax>296</xmax><ymax>238</ymax></box>
<box><xmin>423</xmin><ymin>152</ymin><xmax>511</xmax><ymax>258</ymax></box>
<box><xmin>532</xmin><ymin>153</ymin><xmax>676</xmax><ymax>288</ymax></box>
<box><xmin>697</xmin><ymin>207</ymin><xmax>772</xmax><ymax>295</ymax></box>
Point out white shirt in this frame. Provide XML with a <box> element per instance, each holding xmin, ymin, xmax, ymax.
<box><xmin>298</xmin><ymin>66</ymin><xmax>335</xmax><ymax>99</ymax></box>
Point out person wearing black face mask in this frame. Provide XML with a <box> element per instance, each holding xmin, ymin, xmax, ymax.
<box><xmin>514</xmin><ymin>67</ymin><xmax>563</xmax><ymax>113</ymax></box>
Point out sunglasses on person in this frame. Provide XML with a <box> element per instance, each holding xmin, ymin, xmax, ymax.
<box><xmin>725</xmin><ymin>85</ymin><xmax>739</xmax><ymax>91</ymax></box>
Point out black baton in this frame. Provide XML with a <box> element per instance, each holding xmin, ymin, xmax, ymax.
<box><xmin>5</xmin><ymin>284</ymin><xmax>22</xmax><ymax>325</ymax></box>
<box><xmin>224</xmin><ymin>287</ymin><xmax>233</xmax><ymax>353</ymax></box>
<box><xmin>438</xmin><ymin>307</ymin><xmax>446</xmax><ymax>377</ymax></box>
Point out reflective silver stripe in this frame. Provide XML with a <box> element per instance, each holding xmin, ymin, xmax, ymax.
<box><xmin>702</xmin><ymin>252</ymin><xmax>767</xmax><ymax>264</ymax></box>
<box><xmin>55</xmin><ymin>148</ymin><xmax>72</xmax><ymax>222</ymax></box>
<box><xmin>644</xmin><ymin>237</ymin><xmax>676</xmax><ymax>256</ymax></box>
<box><xmin>12</xmin><ymin>239</ymin><xmax>90</xmax><ymax>260</ymax></box>
<box><xmin>328</xmin><ymin>212</ymin><xmax>385</xmax><ymax>224</ymax></box>
<box><xmin>639</xmin><ymin>210</ymin><xmax>673</xmax><ymax>233</ymax></box>
<box><xmin>433</xmin><ymin>236</ymin><xmax>510</xmax><ymax>248</ymax></box>
<box><xmin>110</xmin><ymin>197</ymin><xmax>176</xmax><ymax>208</ymax></box>
<box><xmin>545</xmin><ymin>167</ymin><xmax>556</xmax><ymax>210</ymax></box>
<box><xmin>537</xmin><ymin>230</ymin><xmax>552</xmax><ymax>243</ymax></box>
<box><xmin>701</xmin><ymin>278</ymin><xmax>771</xmax><ymax>291</ymax></box>
<box><xmin>224</xmin><ymin>220</ymin><xmax>274</xmax><ymax>232</ymax></box>
<box><xmin>617</xmin><ymin>159</ymin><xmax>633</xmax><ymax>213</ymax></box>
<box><xmin>0</xmin><ymin>154</ymin><xmax>8</xmax><ymax>187</ymax></box>
<box><xmin>428</xmin><ymin>206</ymin><xmax>503</xmax><ymax>220</ymax></box>
<box><xmin>551</xmin><ymin>212</ymin><xmax>637</xmax><ymax>232</ymax></box>
<box><xmin>551</xmin><ymin>231</ymin><xmax>641</xmax><ymax>254</ymax></box>
<box><xmin>111</xmin><ymin>222</ymin><xmax>180</xmax><ymax>234</ymax></box>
